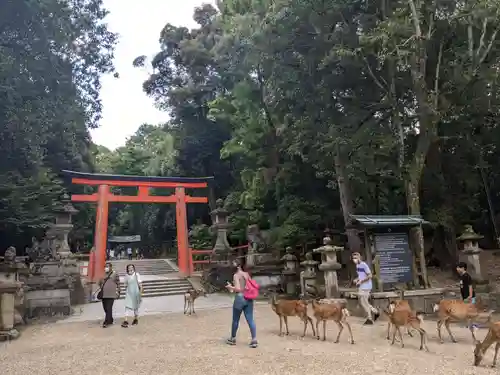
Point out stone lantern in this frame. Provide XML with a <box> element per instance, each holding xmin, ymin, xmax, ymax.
<box><xmin>47</xmin><ymin>193</ymin><xmax>78</xmax><ymax>259</ymax></box>
<box><xmin>457</xmin><ymin>225</ymin><xmax>485</xmax><ymax>283</ymax></box>
<box><xmin>210</xmin><ymin>198</ymin><xmax>232</xmax><ymax>264</ymax></box>
<box><xmin>300</xmin><ymin>252</ymin><xmax>319</xmax><ymax>297</ymax></box>
<box><xmin>281</xmin><ymin>247</ymin><xmax>299</xmax><ymax>295</ymax></box>
<box><xmin>314</xmin><ymin>236</ymin><xmax>343</xmax><ymax>298</ymax></box>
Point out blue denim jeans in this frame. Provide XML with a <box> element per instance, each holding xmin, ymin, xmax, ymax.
<box><xmin>231</xmin><ymin>294</ymin><xmax>256</xmax><ymax>340</ymax></box>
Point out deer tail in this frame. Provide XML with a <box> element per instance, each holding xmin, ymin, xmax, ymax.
<box><xmin>432</xmin><ymin>303</ymin><xmax>440</xmax><ymax>313</ymax></box>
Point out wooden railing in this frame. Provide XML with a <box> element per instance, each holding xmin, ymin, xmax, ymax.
<box><xmin>188</xmin><ymin>244</ymin><xmax>249</xmax><ymax>275</ymax></box>
<box><xmin>188</xmin><ymin>248</ymin><xmax>213</xmax><ymax>274</ymax></box>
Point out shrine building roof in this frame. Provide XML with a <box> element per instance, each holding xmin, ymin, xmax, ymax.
<box><xmin>347</xmin><ymin>215</ymin><xmax>430</xmax><ymax>228</ymax></box>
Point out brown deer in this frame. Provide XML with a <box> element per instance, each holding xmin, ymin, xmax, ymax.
<box><xmin>184</xmin><ymin>288</ymin><xmax>207</xmax><ymax>315</ymax></box>
<box><xmin>270</xmin><ymin>294</ymin><xmax>316</xmax><ymax>337</ymax></box>
<box><xmin>473</xmin><ymin>319</ymin><xmax>500</xmax><ymax>367</ymax></box>
<box><xmin>386</xmin><ymin>289</ymin><xmax>414</xmax><ymax>340</ymax></box>
<box><xmin>433</xmin><ymin>299</ymin><xmax>494</xmax><ymax>343</ymax></box>
<box><xmin>385</xmin><ymin>301</ymin><xmax>429</xmax><ymax>351</ymax></box>
<box><xmin>310</xmin><ymin>299</ymin><xmax>354</xmax><ymax>344</ymax></box>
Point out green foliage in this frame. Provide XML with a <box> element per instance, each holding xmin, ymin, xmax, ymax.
<box><xmin>0</xmin><ymin>0</ymin><xmax>116</xmax><ymax>251</ymax></box>
<box><xmin>7</xmin><ymin>0</ymin><xmax>500</xmax><ymax>257</ymax></box>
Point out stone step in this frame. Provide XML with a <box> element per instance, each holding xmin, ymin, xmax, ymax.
<box><xmin>117</xmin><ymin>288</ymin><xmax>190</xmax><ymax>299</ymax></box>
<box><xmin>119</xmin><ymin>281</ymin><xmax>191</xmax><ymax>290</ymax></box>
<box><xmin>117</xmin><ymin>278</ymin><xmax>192</xmax><ymax>298</ymax></box>
<box><xmin>117</xmin><ymin>269</ymin><xmax>175</xmax><ymax>275</ymax></box>
<box><xmin>110</xmin><ymin>259</ymin><xmax>177</xmax><ymax>276</ymax></box>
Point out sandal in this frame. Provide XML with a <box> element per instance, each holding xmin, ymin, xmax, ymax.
<box><xmin>249</xmin><ymin>340</ymin><xmax>258</xmax><ymax>348</ymax></box>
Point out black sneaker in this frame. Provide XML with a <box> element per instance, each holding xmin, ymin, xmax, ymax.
<box><xmin>226</xmin><ymin>338</ymin><xmax>236</xmax><ymax>345</ymax></box>
<box><xmin>121</xmin><ymin>321</ymin><xmax>129</xmax><ymax>328</ymax></box>
<box><xmin>373</xmin><ymin>311</ymin><xmax>380</xmax><ymax>322</ymax></box>
<box><xmin>363</xmin><ymin>319</ymin><xmax>374</xmax><ymax>325</ymax></box>
<box><xmin>102</xmin><ymin>323</ymin><xmax>109</xmax><ymax>328</ymax></box>
<box><xmin>132</xmin><ymin>318</ymin><xmax>138</xmax><ymax>326</ymax></box>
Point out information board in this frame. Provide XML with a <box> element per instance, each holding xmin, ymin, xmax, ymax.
<box><xmin>374</xmin><ymin>233</ymin><xmax>413</xmax><ymax>284</ymax></box>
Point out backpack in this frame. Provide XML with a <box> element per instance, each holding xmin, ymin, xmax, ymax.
<box><xmin>243</xmin><ymin>277</ymin><xmax>260</xmax><ymax>300</ymax></box>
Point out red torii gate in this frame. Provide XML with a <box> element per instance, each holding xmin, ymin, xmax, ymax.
<box><xmin>62</xmin><ymin>170</ymin><xmax>213</xmax><ymax>281</ymax></box>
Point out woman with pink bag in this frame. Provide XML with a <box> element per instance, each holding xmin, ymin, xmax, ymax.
<box><xmin>225</xmin><ymin>259</ymin><xmax>259</xmax><ymax>348</ymax></box>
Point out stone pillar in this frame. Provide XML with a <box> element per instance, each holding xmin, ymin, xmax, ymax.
<box><xmin>314</xmin><ymin>236</ymin><xmax>343</xmax><ymax>298</ymax></box>
<box><xmin>211</xmin><ymin>199</ymin><xmax>232</xmax><ymax>264</ymax></box>
<box><xmin>0</xmin><ymin>281</ymin><xmax>22</xmax><ymax>339</ymax></box>
<box><xmin>457</xmin><ymin>225</ymin><xmax>485</xmax><ymax>283</ymax></box>
<box><xmin>281</xmin><ymin>247</ymin><xmax>299</xmax><ymax>295</ymax></box>
<box><xmin>49</xmin><ymin>193</ymin><xmax>78</xmax><ymax>259</ymax></box>
<box><xmin>300</xmin><ymin>252</ymin><xmax>319</xmax><ymax>297</ymax></box>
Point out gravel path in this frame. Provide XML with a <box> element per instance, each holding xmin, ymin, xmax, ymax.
<box><xmin>0</xmin><ymin>304</ymin><xmax>496</xmax><ymax>375</ymax></box>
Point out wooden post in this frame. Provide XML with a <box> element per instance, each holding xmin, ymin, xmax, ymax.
<box><xmin>363</xmin><ymin>229</ymin><xmax>373</xmax><ymax>267</ymax></box>
<box><xmin>175</xmin><ymin>187</ymin><xmax>189</xmax><ymax>275</ymax></box>
<box><xmin>93</xmin><ymin>184</ymin><xmax>110</xmax><ymax>282</ymax></box>
<box><xmin>418</xmin><ymin>224</ymin><xmax>429</xmax><ymax>288</ymax></box>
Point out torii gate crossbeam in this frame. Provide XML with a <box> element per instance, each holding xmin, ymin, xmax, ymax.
<box><xmin>62</xmin><ymin>170</ymin><xmax>213</xmax><ymax>281</ymax></box>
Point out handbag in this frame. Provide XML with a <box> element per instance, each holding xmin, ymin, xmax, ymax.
<box><xmin>96</xmin><ymin>273</ymin><xmax>112</xmax><ymax>300</ymax></box>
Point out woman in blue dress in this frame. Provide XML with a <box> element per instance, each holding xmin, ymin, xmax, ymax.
<box><xmin>121</xmin><ymin>264</ymin><xmax>143</xmax><ymax>327</ymax></box>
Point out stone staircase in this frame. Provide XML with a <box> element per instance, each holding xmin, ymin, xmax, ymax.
<box><xmin>109</xmin><ymin>259</ymin><xmax>192</xmax><ymax>298</ymax></box>
<box><xmin>118</xmin><ymin>278</ymin><xmax>192</xmax><ymax>298</ymax></box>
<box><xmin>111</xmin><ymin>259</ymin><xmax>177</xmax><ymax>277</ymax></box>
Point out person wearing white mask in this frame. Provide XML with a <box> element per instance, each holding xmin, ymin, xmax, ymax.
<box><xmin>98</xmin><ymin>262</ymin><xmax>120</xmax><ymax>328</ymax></box>
<box><xmin>352</xmin><ymin>252</ymin><xmax>380</xmax><ymax>325</ymax></box>
<box><xmin>121</xmin><ymin>264</ymin><xmax>143</xmax><ymax>327</ymax></box>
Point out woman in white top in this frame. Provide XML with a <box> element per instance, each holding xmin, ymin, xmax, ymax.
<box><xmin>121</xmin><ymin>264</ymin><xmax>143</xmax><ymax>327</ymax></box>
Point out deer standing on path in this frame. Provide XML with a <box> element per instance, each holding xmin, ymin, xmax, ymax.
<box><xmin>184</xmin><ymin>288</ymin><xmax>207</xmax><ymax>315</ymax></box>
<box><xmin>473</xmin><ymin>319</ymin><xmax>500</xmax><ymax>367</ymax></box>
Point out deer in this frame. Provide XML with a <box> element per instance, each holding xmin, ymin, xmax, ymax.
<box><xmin>473</xmin><ymin>318</ymin><xmax>500</xmax><ymax>367</ymax></box>
<box><xmin>270</xmin><ymin>294</ymin><xmax>316</xmax><ymax>337</ymax></box>
<box><xmin>183</xmin><ymin>288</ymin><xmax>207</xmax><ymax>315</ymax></box>
<box><xmin>310</xmin><ymin>299</ymin><xmax>354</xmax><ymax>344</ymax></box>
<box><xmin>385</xmin><ymin>300</ymin><xmax>429</xmax><ymax>351</ymax></box>
<box><xmin>386</xmin><ymin>289</ymin><xmax>414</xmax><ymax>340</ymax></box>
<box><xmin>433</xmin><ymin>298</ymin><xmax>494</xmax><ymax>343</ymax></box>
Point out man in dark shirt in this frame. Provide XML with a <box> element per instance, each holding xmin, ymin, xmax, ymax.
<box><xmin>456</xmin><ymin>262</ymin><xmax>476</xmax><ymax>303</ymax></box>
<box><xmin>456</xmin><ymin>262</ymin><xmax>477</xmax><ymax>330</ymax></box>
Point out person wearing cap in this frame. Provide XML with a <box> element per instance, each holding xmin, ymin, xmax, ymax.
<box><xmin>352</xmin><ymin>252</ymin><xmax>380</xmax><ymax>325</ymax></box>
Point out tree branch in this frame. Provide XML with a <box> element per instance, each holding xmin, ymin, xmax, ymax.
<box><xmin>478</xmin><ymin>26</ymin><xmax>500</xmax><ymax>66</ymax></box>
<box><xmin>476</xmin><ymin>17</ymin><xmax>489</xmax><ymax>60</ymax></box>
<box><xmin>407</xmin><ymin>0</ymin><xmax>422</xmax><ymax>38</ymax></box>
<box><xmin>434</xmin><ymin>40</ymin><xmax>443</xmax><ymax>109</ymax></box>
<box><xmin>468</xmin><ymin>17</ymin><xmax>474</xmax><ymax>69</ymax></box>
<box><xmin>360</xmin><ymin>54</ymin><xmax>388</xmax><ymax>92</ymax></box>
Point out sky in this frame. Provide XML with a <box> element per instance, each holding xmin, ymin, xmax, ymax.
<box><xmin>90</xmin><ymin>0</ymin><xmax>215</xmax><ymax>150</ymax></box>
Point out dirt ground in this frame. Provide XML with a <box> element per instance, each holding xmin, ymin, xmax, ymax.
<box><xmin>0</xmin><ymin>304</ymin><xmax>497</xmax><ymax>375</ymax></box>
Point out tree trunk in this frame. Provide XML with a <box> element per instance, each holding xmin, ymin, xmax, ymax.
<box><xmin>334</xmin><ymin>144</ymin><xmax>362</xmax><ymax>254</ymax></box>
<box><xmin>406</xmin><ymin>178</ymin><xmax>426</xmax><ymax>287</ymax></box>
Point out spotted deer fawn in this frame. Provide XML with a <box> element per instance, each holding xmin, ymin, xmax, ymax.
<box><xmin>474</xmin><ymin>319</ymin><xmax>500</xmax><ymax>367</ymax></box>
<box><xmin>310</xmin><ymin>299</ymin><xmax>354</xmax><ymax>344</ymax></box>
<box><xmin>270</xmin><ymin>294</ymin><xmax>316</xmax><ymax>337</ymax></box>
<box><xmin>385</xmin><ymin>300</ymin><xmax>429</xmax><ymax>351</ymax></box>
<box><xmin>433</xmin><ymin>299</ymin><xmax>494</xmax><ymax>343</ymax></box>
<box><xmin>184</xmin><ymin>288</ymin><xmax>207</xmax><ymax>315</ymax></box>
<box><xmin>386</xmin><ymin>289</ymin><xmax>414</xmax><ymax>340</ymax></box>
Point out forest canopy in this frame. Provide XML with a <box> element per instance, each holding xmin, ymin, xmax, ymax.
<box><xmin>3</xmin><ymin>0</ymin><xmax>500</xmax><ymax>267</ymax></box>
